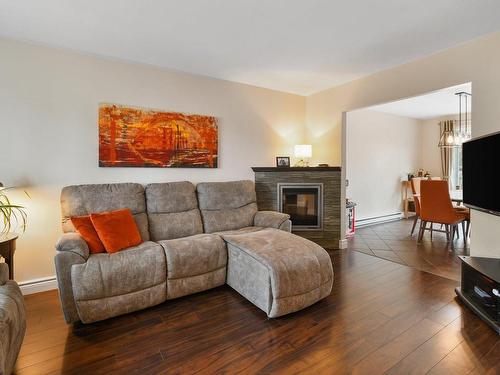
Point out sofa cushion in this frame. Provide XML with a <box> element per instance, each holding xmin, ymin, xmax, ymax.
<box><xmin>90</xmin><ymin>209</ymin><xmax>142</xmax><ymax>253</ymax></box>
<box><xmin>196</xmin><ymin>180</ymin><xmax>258</xmax><ymax>233</ymax></box>
<box><xmin>71</xmin><ymin>241</ymin><xmax>166</xmax><ymax>302</ymax></box>
<box><xmin>146</xmin><ymin>182</ymin><xmax>203</xmax><ymax>241</ymax></box>
<box><xmin>222</xmin><ymin>228</ymin><xmax>333</xmax><ymax>318</ymax></box>
<box><xmin>61</xmin><ymin>183</ymin><xmax>149</xmax><ymax>241</ymax></box>
<box><xmin>158</xmin><ymin>234</ymin><xmax>227</xmax><ymax>299</ymax></box>
<box><xmin>70</xmin><ymin>215</ymin><xmax>105</xmax><ymax>254</ymax></box>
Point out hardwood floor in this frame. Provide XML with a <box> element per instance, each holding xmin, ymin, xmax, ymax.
<box><xmin>17</xmin><ymin>249</ymin><xmax>499</xmax><ymax>374</ymax></box>
<box><xmin>349</xmin><ymin>219</ymin><xmax>468</xmax><ymax>281</ymax></box>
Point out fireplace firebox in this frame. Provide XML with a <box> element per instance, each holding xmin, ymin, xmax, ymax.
<box><xmin>278</xmin><ymin>183</ymin><xmax>323</xmax><ymax>230</ymax></box>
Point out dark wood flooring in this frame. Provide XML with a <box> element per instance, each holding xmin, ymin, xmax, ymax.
<box><xmin>17</xmin><ymin>249</ymin><xmax>499</xmax><ymax>374</ymax></box>
<box><xmin>349</xmin><ymin>219</ymin><xmax>468</xmax><ymax>281</ymax></box>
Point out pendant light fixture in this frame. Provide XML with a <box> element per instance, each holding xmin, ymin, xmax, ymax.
<box><xmin>438</xmin><ymin>91</ymin><xmax>471</xmax><ymax>148</ymax></box>
<box><xmin>455</xmin><ymin>91</ymin><xmax>471</xmax><ymax>144</ymax></box>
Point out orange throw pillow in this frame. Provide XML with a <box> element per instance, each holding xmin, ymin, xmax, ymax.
<box><xmin>90</xmin><ymin>209</ymin><xmax>142</xmax><ymax>253</ymax></box>
<box><xmin>71</xmin><ymin>215</ymin><xmax>105</xmax><ymax>254</ymax></box>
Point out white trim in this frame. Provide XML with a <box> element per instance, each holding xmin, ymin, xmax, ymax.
<box><xmin>19</xmin><ymin>276</ymin><xmax>57</xmax><ymax>295</ymax></box>
<box><xmin>355</xmin><ymin>213</ymin><xmax>404</xmax><ymax>228</ymax></box>
<box><xmin>338</xmin><ymin>239</ymin><xmax>348</xmax><ymax>249</ymax></box>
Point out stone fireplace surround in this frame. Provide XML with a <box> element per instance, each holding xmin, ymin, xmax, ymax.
<box><xmin>252</xmin><ymin>167</ymin><xmax>342</xmax><ymax>249</ymax></box>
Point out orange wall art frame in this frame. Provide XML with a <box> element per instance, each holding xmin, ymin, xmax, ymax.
<box><xmin>99</xmin><ymin>103</ymin><xmax>218</xmax><ymax>168</ymax></box>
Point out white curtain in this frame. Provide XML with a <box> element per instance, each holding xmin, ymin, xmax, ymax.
<box><xmin>440</xmin><ymin>120</ymin><xmax>454</xmax><ymax>186</ymax></box>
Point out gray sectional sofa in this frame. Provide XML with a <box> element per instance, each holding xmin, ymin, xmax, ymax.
<box><xmin>0</xmin><ymin>263</ymin><xmax>26</xmax><ymax>375</ymax></box>
<box><xmin>55</xmin><ymin>180</ymin><xmax>333</xmax><ymax>324</ymax></box>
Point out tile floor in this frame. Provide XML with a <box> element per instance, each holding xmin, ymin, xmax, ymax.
<box><xmin>347</xmin><ymin>218</ymin><xmax>469</xmax><ymax>281</ymax></box>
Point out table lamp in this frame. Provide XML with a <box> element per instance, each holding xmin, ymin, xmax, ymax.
<box><xmin>294</xmin><ymin>144</ymin><xmax>312</xmax><ymax>167</ymax></box>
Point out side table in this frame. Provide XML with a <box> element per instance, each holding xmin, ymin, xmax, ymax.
<box><xmin>0</xmin><ymin>233</ymin><xmax>18</xmax><ymax>280</ymax></box>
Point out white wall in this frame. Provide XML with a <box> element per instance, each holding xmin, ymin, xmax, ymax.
<box><xmin>0</xmin><ymin>38</ymin><xmax>306</xmax><ymax>283</ymax></box>
<box><xmin>306</xmin><ymin>31</ymin><xmax>500</xmax><ymax>258</ymax></box>
<box><xmin>346</xmin><ymin>110</ymin><xmax>421</xmax><ymax>220</ymax></box>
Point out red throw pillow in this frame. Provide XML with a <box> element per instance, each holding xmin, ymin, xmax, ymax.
<box><xmin>90</xmin><ymin>209</ymin><xmax>142</xmax><ymax>253</ymax></box>
<box><xmin>71</xmin><ymin>215</ymin><xmax>105</xmax><ymax>254</ymax></box>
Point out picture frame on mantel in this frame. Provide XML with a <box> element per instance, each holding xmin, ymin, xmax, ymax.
<box><xmin>276</xmin><ymin>156</ymin><xmax>290</xmax><ymax>168</ymax></box>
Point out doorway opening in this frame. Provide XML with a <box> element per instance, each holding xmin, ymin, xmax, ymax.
<box><xmin>342</xmin><ymin>82</ymin><xmax>472</xmax><ymax>281</ymax></box>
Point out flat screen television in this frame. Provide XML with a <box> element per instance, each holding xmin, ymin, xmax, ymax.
<box><xmin>463</xmin><ymin>131</ymin><xmax>500</xmax><ymax>215</ymax></box>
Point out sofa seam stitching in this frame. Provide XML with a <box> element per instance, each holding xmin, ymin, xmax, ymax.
<box><xmin>167</xmin><ymin>265</ymin><xmax>226</xmax><ymax>280</ymax></box>
<box><xmin>74</xmin><ymin>281</ymin><xmax>166</xmax><ymax>302</ymax></box>
<box><xmin>273</xmin><ymin>278</ymin><xmax>333</xmax><ymax>300</ymax></box>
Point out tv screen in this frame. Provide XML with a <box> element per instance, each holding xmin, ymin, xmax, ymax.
<box><xmin>463</xmin><ymin>132</ymin><xmax>500</xmax><ymax>215</ymax></box>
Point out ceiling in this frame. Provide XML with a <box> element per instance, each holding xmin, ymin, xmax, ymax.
<box><xmin>366</xmin><ymin>83</ymin><xmax>472</xmax><ymax>120</ymax></box>
<box><xmin>1</xmin><ymin>1</ymin><xmax>499</xmax><ymax>95</ymax></box>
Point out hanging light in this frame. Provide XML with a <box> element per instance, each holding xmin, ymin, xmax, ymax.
<box><xmin>439</xmin><ymin>120</ymin><xmax>457</xmax><ymax>148</ymax></box>
<box><xmin>455</xmin><ymin>91</ymin><xmax>472</xmax><ymax>145</ymax></box>
<box><xmin>438</xmin><ymin>91</ymin><xmax>471</xmax><ymax>148</ymax></box>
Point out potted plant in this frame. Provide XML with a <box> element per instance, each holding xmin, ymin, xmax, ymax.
<box><xmin>0</xmin><ymin>184</ymin><xmax>28</xmax><ymax>234</ymax></box>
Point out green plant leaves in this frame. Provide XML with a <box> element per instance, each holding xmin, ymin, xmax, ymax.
<box><xmin>0</xmin><ymin>188</ymin><xmax>27</xmax><ymax>234</ymax></box>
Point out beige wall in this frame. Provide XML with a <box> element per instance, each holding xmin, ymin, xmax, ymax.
<box><xmin>306</xmin><ymin>31</ymin><xmax>500</xmax><ymax>258</ymax></box>
<box><xmin>346</xmin><ymin>110</ymin><xmax>422</xmax><ymax>220</ymax></box>
<box><xmin>420</xmin><ymin>117</ymin><xmax>444</xmax><ymax>178</ymax></box>
<box><xmin>0</xmin><ymin>38</ymin><xmax>306</xmax><ymax>284</ymax></box>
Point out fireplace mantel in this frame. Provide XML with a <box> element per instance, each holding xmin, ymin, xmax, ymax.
<box><xmin>252</xmin><ymin>167</ymin><xmax>342</xmax><ymax>249</ymax></box>
<box><xmin>252</xmin><ymin>167</ymin><xmax>341</xmax><ymax>172</ymax></box>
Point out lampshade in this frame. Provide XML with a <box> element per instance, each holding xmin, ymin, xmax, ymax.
<box><xmin>294</xmin><ymin>144</ymin><xmax>312</xmax><ymax>158</ymax></box>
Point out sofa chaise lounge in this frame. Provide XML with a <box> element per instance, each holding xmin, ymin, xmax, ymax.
<box><xmin>55</xmin><ymin>180</ymin><xmax>333</xmax><ymax>324</ymax></box>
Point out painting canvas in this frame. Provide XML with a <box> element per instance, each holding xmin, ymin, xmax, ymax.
<box><xmin>99</xmin><ymin>104</ymin><xmax>218</xmax><ymax>168</ymax></box>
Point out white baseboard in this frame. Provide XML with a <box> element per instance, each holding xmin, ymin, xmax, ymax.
<box><xmin>355</xmin><ymin>212</ymin><xmax>403</xmax><ymax>228</ymax></box>
<box><xmin>338</xmin><ymin>239</ymin><xmax>348</xmax><ymax>249</ymax></box>
<box><xmin>19</xmin><ymin>276</ymin><xmax>57</xmax><ymax>295</ymax></box>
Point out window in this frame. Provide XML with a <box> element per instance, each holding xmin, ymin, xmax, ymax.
<box><xmin>450</xmin><ymin>146</ymin><xmax>463</xmax><ymax>190</ymax></box>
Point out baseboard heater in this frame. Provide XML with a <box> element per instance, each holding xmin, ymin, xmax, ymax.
<box><xmin>355</xmin><ymin>212</ymin><xmax>403</xmax><ymax>228</ymax></box>
<box><xmin>19</xmin><ymin>276</ymin><xmax>57</xmax><ymax>295</ymax></box>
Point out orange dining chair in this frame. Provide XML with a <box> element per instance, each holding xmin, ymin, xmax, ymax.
<box><xmin>418</xmin><ymin>180</ymin><xmax>468</xmax><ymax>246</ymax></box>
<box><xmin>455</xmin><ymin>205</ymin><xmax>471</xmax><ymax>238</ymax></box>
<box><xmin>410</xmin><ymin>178</ymin><xmax>422</xmax><ymax>236</ymax></box>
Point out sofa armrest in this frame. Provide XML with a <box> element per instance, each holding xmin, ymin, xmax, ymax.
<box><xmin>0</xmin><ymin>263</ymin><xmax>8</xmax><ymax>285</ymax></box>
<box><xmin>254</xmin><ymin>211</ymin><xmax>291</xmax><ymax>232</ymax></box>
<box><xmin>56</xmin><ymin>233</ymin><xmax>90</xmax><ymax>261</ymax></box>
<box><xmin>55</xmin><ymin>233</ymin><xmax>89</xmax><ymax>324</ymax></box>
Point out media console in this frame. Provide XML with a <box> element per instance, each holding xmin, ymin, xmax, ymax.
<box><xmin>455</xmin><ymin>256</ymin><xmax>500</xmax><ymax>334</ymax></box>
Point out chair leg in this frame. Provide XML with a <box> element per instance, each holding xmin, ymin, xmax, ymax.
<box><xmin>418</xmin><ymin>221</ymin><xmax>426</xmax><ymax>243</ymax></box>
<box><xmin>411</xmin><ymin>215</ymin><xmax>419</xmax><ymax>236</ymax></box>
<box><xmin>451</xmin><ymin>224</ymin><xmax>456</xmax><ymax>249</ymax></box>
<box><xmin>445</xmin><ymin>225</ymin><xmax>450</xmax><ymax>241</ymax></box>
<box><xmin>461</xmin><ymin>221</ymin><xmax>466</xmax><ymax>241</ymax></box>
<box><xmin>430</xmin><ymin>223</ymin><xmax>433</xmax><ymax>241</ymax></box>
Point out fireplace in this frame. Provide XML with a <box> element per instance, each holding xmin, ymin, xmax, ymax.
<box><xmin>278</xmin><ymin>183</ymin><xmax>323</xmax><ymax>230</ymax></box>
<box><xmin>253</xmin><ymin>167</ymin><xmax>341</xmax><ymax>249</ymax></box>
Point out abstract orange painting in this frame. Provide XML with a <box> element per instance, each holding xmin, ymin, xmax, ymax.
<box><xmin>99</xmin><ymin>104</ymin><xmax>218</xmax><ymax>168</ymax></box>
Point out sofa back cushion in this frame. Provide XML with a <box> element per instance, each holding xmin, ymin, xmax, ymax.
<box><xmin>145</xmin><ymin>182</ymin><xmax>203</xmax><ymax>240</ymax></box>
<box><xmin>196</xmin><ymin>180</ymin><xmax>258</xmax><ymax>233</ymax></box>
<box><xmin>61</xmin><ymin>183</ymin><xmax>149</xmax><ymax>241</ymax></box>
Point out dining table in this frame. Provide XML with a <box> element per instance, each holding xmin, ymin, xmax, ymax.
<box><xmin>450</xmin><ymin>190</ymin><xmax>463</xmax><ymax>205</ymax></box>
